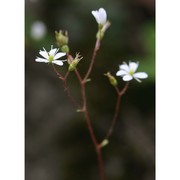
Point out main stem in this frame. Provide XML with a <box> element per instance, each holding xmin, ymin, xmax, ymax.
<box><xmin>81</xmin><ymin>82</ymin><xmax>105</xmax><ymax>180</ymax></box>
<box><xmin>67</xmin><ymin>53</ymin><xmax>106</xmax><ymax>180</ymax></box>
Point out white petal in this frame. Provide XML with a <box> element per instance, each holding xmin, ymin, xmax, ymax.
<box><xmin>133</xmin><ymin>72</ymin><xmax>148</xmax><ymax>79</ymax></box>
<box><xmin>122</xmin><ymin>75</ymin><xmax>133</xmax><ymax>81</ymax></box>
<box><xmin>49</xmin><ymin>48</ymin><xmax>58</xmax><ymax>56</ymax></box>
<box><xmin>54</xmin><ymin>52</ymin><xmax>66</xmax><ymax>60</ymax></box>
<box><xmin>129</xmin><ymin>62</ymin><xmax>139</xmax><ymax>72</ymax></box>
<box><xmin>98</xmin><ymin>8</ymin><xmax>107</xmax><ymax>25</ymax></box>
<box><xmin>52</xmin><ymin>60</ymin><xmax>63</xmax><ymax>66</ymax></box>
<box><xmin>39</xmin><ymin>50</ymin><xmax>49</xmax><ymax>59</ymax></box>
<box><xmin>92</xmin><ymin>10</ymin><xmax>99</xmax><ymax>23</ymax></box>
<box><xmin>35</xmin><ymin>57</ymin><xmax>49</xmax><ymax>63</ymax></box>
<box><xmin>120</xmin><ymin>64</ymin><xmax>129</xmax><ymax>72</ymax></box>
<box><xmin>116</xmin><ymin>70</ymin><xmax>127</xmax><ymax>76</ymax></box>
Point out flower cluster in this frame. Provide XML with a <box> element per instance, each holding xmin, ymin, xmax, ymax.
<box><xmin>35</xmin><ymin>8</ymin><xmax>148</xmax><ymax>83</ymax></box>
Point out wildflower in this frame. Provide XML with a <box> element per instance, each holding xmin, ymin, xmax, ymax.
<box><xmin>35</xmin><ymin>45</ymin><xmax>66</xmax><ymax>66</ymax></box>
<box><xmin>116</xmin><ymin>62</ymin><xmax>148</xmax><ymax>82</ymax></box>
<box><xmin>92</xmin><ymin>8</ymin><xmax>110</xmax><ymax>40</ymax></box>
<box><xmin>91</xmin><ymin>8</ymin><xmax>107</xmax><ymax>26</ymax></box>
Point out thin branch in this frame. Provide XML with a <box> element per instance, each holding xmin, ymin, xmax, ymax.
<box><xmin>52</xmin><ymin>63</ymin><xmax>64</xmax><ymax>80</ymax></box>
<box><xmin>105</xmin><ymin>94</ymin><xmax>121</xmax><ymax>140</ymax></box>
<box><xmin>83</xmin><ymin>39</ymin><xmax>100</xmax><ymax>82</ymax></box>
<box><xmin>51</xmin><ymin>64</ymin><xmax>80</xmax><ymax>108</ymax></box>
<box><xmin>103</xmin><ymin>82</ymin><xmax>129</xmax><ymax>141</ymax></box>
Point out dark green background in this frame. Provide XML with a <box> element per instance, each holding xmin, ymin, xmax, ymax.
<box><xmin>25</xmin><ymin>0</ymin><xmax>155</xmax><ymax>179</ymax></box>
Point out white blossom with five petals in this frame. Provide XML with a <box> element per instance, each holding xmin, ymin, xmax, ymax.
<box><xmin>116</xmin><ymin>62</ymin><xmax>148</xmax><ymax>82</ymax></box>
<box><xmin>35</xmin><ymin>46</ymin><xmax>66</xmax><ymax>66</ymax></box>
<box><xmin>91</xmin><ymin>8</ymin><xmax>107</xmax><ymax>26</ymax></box>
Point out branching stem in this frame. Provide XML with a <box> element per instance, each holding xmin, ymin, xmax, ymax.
<box><xmin>52</xmin><ymin>37</ymin><xmax>129</xmax><ymax>180</ymax></box>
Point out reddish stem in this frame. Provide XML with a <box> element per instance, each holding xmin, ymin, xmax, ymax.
<box><xmin>81</xmin><ymin>82</ymin><xmax>105</xmax><ymax>180</ymax></box>
<box><xmin>52</xmin><ymin>63</ymin><xmax>64</xmax><ymax>80</ymax></box>
<box><xmin>51</xmin><ymin>64</ymin><xmax>80</xmax><ymax>108</ymax></box>
<box><xmin>104</xmin><ymin>82</ymin><xmax>129</xmax><ymax>140</ymax></box>
<box><xmin>105</xmin><ymin>94</ymin><xmax>121</xmax><ymax>140</ymax></box>
<box><xmin>67</xmin><ymin>53</ymin><xmax>106</xmax><ymax>180</ymax></box>
<box><xmin>83</xmin><ymin>39</ymin><xmax>100</xmax><ymax>82</ymax></box>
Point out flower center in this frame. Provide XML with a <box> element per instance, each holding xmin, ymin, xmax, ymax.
<box><xmin>129</xmin><ymin>69</ymin><xmax>134</xmax><ymax>76</ymax></box>
<box><xmin>48</xmin><ymin>55</ymin><xmax>54</xmax><ymax>62</ymax></box>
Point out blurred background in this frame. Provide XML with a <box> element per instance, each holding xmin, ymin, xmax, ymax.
<box><xmin>25</xmin><ymin>0</ymin><xmax>155</xmax><ymax>180</ymax></box>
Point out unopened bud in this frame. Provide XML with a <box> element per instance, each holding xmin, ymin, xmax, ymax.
<box><xmin>55</xmin><ymin>30</ymin><xmax>69</xmax><ymax>47</ymax></box>
<box><xmin>61</xmin><ymin>45</ymin><xmax>69</xmax><ymax>53</ymax></box>
<box><xmin>104</xmin><ymin>72</ymin><xmax>118</xmax><ymax>86</ymax></box>
<box><xmin>68</xmin><ymin>59</ymin><xmax>79</xmax><ymax>71</ymax></box>
<box><xmin>68</xmin><ymin>53</ymin><xmax>83</xmax><ymax>71</ymax></box>
<box><xmin>100</xmin><ymin>139</ymin><xmax>109</xmax><ymax>148</ymax></box>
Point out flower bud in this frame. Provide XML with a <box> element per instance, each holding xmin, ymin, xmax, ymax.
<box><xmin>61</xmin><ymin>45</ymin><xmax>70</xmax><ymax>53</ymax></box>
<box><xmin>55</xmin><ymin>30</ymin><xmax>69</xmax><ymax>47</ymax></box>
<box><xmin>100</xmin><ymin>139</ymin><xmax>109</xmax><ymax>148</ymax></box>
<box><xmin>68</xmin><ymin>53</ymin><xmax>83</xmax><ymax>71</ymax></box>
<box><xmin>68</xmin><ymin>59</ymin><xmax>79</xmax><ymax>71</ymax></box>
<box><xmin>104</xmin><ymin>72</ymin><xmax>118</xmax><ymax>86</ymax></box>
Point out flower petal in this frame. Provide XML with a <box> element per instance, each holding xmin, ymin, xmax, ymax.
<box><xmin>39</xmin><ymin>50</ymin><xmax>49</xmax><ymax>59</ymax></box>
<box><xmin>129</xmin><ymin>62</ymin><xmax>139</xmax><ymax>72</ymax></box>
<box><xmin>116</xmin><ymin>70</ymin><xmax>127</xmax><ymax>76</ymax></box>
<box><xmin>133</xmin><ymin>72</ymin><xmax>148</xmax><ymax>79</ymax></box>
<box><xmin>35</xmin><ymin>57</ymin><xmax>49</xmax><ymax>63</ymax></box>
<box><xmin>92</xmin><ymin>10</ymin><xmax>99</xmax><ymax>23</ymax></box>
<box><xmin>92</xmin><ymin>8</ymin><xmax>107</xmax><ymax>25</ymax></box>
<box><xmin>49</xmin><ymin>48</ymin><xmax>58</xmax><ymax>56</ymax></box>
<box><xmin>54</xmin><ymin>52</ymin><xmax>66</xmax><ymax>60</ymax></box>
<box><xmin>122</xmin><ymin>75</ymin><xmax>133</xmax><ymax>81</ymax></box>
<box><xmin>52</xmin><ymin>60</ymin><xmax>63</xmax><ymax>66</ymax></box>
<box><xmin>120</xmin><ymin>64</ymin><xmax>129</xmax><ymax>72</ymax></box>
<box><xmin>98</xmin><ymin>8</ymin><xmax>107</xmax><ymax>25</ymax></box>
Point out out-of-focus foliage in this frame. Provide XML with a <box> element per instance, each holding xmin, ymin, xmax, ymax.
<box><xmin>25</xmin><ymin>0</ymin><xmax>155</xmax><ymax>180</ymax></box>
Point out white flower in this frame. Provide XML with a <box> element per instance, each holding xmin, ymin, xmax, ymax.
<box><xmin>35</xmin><ymin>45</ymin><xmax>66</xmax><ymax>66</ymax></box>
<box><xmin>91</xmin><ymin>8</ymin><xmax>107</xmax><ymax>25</ymax></box>
<box><xmin>116</xmin><ymin>61</ymin><xmax>148</xmax><ymax>82</ymax></box>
